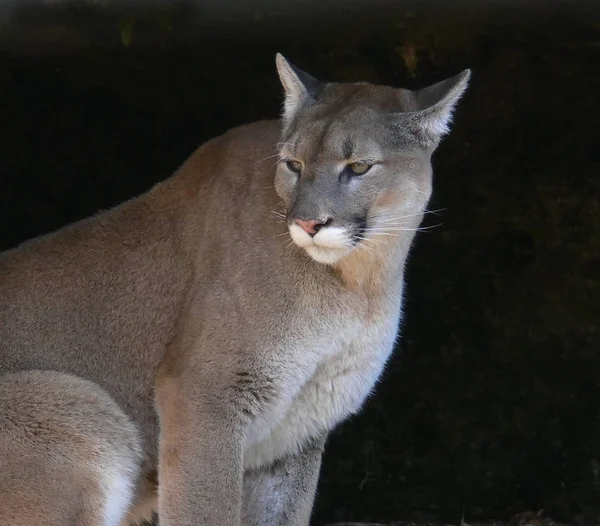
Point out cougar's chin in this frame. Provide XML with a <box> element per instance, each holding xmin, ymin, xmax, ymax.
<box><xmin>304</xmin><ymin>245</ymin><xmax>353</xmax><ymax>265</ymax></box>
<box><xmin>288</xmin><ymin>223</ymin><xmax>354</xmax><ymax>265</ymax></box>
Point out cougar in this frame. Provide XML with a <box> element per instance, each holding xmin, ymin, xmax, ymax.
<box><xmin>0</xmin><ymin>54</ymin><xmax>470</xmax><ymax>525</ymax></box>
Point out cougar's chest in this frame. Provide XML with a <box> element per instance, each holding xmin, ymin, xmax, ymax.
<box><xmin>243</xmin><ymin>297</ymin><xmax>401</xmax><ymax>470</ymax></box>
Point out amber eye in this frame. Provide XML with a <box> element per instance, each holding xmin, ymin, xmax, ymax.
<box><xmin>286</xmin><ymin>160</ymin><xmax>303</xmax><ymax>174</ymax></box>
<box><xmin>348</xmin><ymin>161</ymin><xmax>372</xmax><ymax>175</ymax></box>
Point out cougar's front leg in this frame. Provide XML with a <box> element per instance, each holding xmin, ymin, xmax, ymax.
<box><xmin>155</xmin><ymin>360</ymin><xmax>246</xmax><ymax>526</ymax></box>
<box><xmin>242</xmin><ymin>434</ymin><xmax>326</xmax><ymax>526</ymax></box>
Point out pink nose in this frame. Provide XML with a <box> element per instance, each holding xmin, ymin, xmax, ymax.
<box><xmin>294</xmin><ymin>218</ymin><xmax>330</xmax><ymax>236</ymax></box>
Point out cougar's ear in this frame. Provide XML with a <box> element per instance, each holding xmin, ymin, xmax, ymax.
<box><xmin>275</xmin><ymin>53</ymin><xmax>324</xmax><ymax>126</ymax></box>
<box><xmin>398</xmin><ymin>69</ymin><xmax>471</xmax><ymax>146</ymax></box>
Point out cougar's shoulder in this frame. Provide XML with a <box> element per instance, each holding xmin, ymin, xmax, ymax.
<box><xmin>180</xmin><ymin>119</ymin><xmax>281</xmax><ymax>181</ymax></box>
<box><xmin>218</xmin><ymin>119</ymin><xmax>281</xmax><ymax>157</ymax></box>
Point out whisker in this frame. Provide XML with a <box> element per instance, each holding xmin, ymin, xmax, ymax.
<box><xmin>408</xmin><ymin>187</ymin><xmax>430</xmax><ymax>197</ymax></box>
<box><xmin>365</xmin><ymin>224</ymin><xmax>440</xmax><ymax>234</ymax></box>
<box><xmin>375</xmin><ymin>224</ymin><xmax>440</xmax><ymax>230</ymax></box>
<box><xmin>369</xmin><ymin>216</ymin><xmax>420</xmax><ymax>225</ymax></box>
<box><xmin>361</xmin><ymin>242</ymin><xmax>375</xmax><ymax>254</ymax></box>
<box><xmin>363</xmin><ymin>231</ymin><xmax>400</xmax><ymax>238</ymax></box>
<box><xmin>369</xmin><ymin>226</ymin><xmax>437</xmax><ymax>233</ymax></box>
<box><xmin>355</xmin><ymin>241</ymin><xmax>373</xmax><ymax>254</ymax></box>
<box><xmin>372</xmin><ymin>214</ymin><xmax>422</xmax><ymax>224</ymax></box>
<box><xmin>367</xmin><ymin>220</ymin><xmax>443</xmax><ymax>231</ymax></box>
<box><xmin>424</xmin><ymin>207</ymin><xmax>447</xmax><ymax>216</ymax></box>
<box><xmin>405</xmin><ymin>182</ymin><xmax>431</xmax><ymax>197</ymax></box>
<box><xmin>369</xmin><ymin>208</ymin><xmax>446</xmax><ymax>224</ymax></box>
<box><xmin>270</xmin><ymin>215</ymin><xmax>287</xmax><ymax>225</ymax></box>
<box><xmin>386</xmin><ymin>223</ymin><xmax>442</xmax><ymax>231</ymax></box>
<box><xmin>355</xmin><ymin>236</ymin><xmax>381</xmax><ymax>245</ymax></box>
<box><xmin>258</xmin><ymin>152</ymin><xmax>282</xmax><ymax>163</ymax></box>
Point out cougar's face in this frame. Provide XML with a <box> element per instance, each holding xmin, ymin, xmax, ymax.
<box><xmin>275</xmin><ymin>97</ymin><xmax>432</xmax><ymax>265</ymax></box>
<box><xmin>273</xmin><ymin>55</ymin><xmax>469</xmax><ymax>265</ymax></box>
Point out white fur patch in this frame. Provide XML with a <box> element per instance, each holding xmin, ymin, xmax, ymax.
<box><xmin>312</xmin><ymin>226</ymin><xmax>349</xmax><ymax>249</ymax></box>
<box><xmin>288</xmin><ymin>223</ymin><xmax>314</xmax><ymax>248</ymax></box>
<box><xmin>288</xmin><ymin>223</ymin><xmax>354</xmax><ymax>264</ymax></box>
<box><xmin>304</xmin><ymin>245</ymin><xmax>351</xmax><ymax>265</ymax></box>
<box><xmin>103</xmin><ymin>469</ymin><xmax>137</xmax><ymax>526</ymax></box>
<box><xmin>243</xmin><ymin>292</ymin><xmax>403</xmax><ymax>470</ymax></box>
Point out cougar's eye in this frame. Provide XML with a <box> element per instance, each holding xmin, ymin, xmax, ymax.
<box><xmin>348</xmin><ymin>161</ymin><xmax>372</xmax><ymax>175</ymax></box>
<box><xmin>286</xmin><ymin>160</ymin><xmax>303</xmax><ymax>174</ymax></box>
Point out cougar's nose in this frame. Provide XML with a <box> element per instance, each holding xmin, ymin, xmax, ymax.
<box><xmin>294</xmin><ymin>218</ymin><xmax>332</xmax><ymax>236</ymax></box>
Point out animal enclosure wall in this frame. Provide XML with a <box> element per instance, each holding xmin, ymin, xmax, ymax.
<box><xmin>0</xmin><ymin>0</ymin><xmax>599</xmax><ymax>524</ymax></box>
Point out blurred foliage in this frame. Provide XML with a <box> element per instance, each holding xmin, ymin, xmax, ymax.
<box><xmin>0</xmin><ymin>1</ymin><xmax>599</xmax><ymax>525</ymax></box>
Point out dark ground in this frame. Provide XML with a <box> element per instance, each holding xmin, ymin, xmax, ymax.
<box><xmin>0</xmin><ymin>1</ymin><xmax>599</xmax><ymax>525</ymax></box>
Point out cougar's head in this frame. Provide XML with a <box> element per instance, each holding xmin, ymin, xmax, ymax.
<box><xmin>273</xmin><ymin>53</ymin><xmax>470</xmax><ymax>265</ymax></box>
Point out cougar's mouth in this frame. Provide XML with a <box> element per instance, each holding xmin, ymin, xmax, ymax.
<box><xmin>288</xmin><ymin>220</ymin><xmax>360</xmax><ymax>265</ymax></box>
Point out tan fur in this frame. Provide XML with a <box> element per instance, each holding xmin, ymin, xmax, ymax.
<box><xmin>0</xmin><ymin>55</ymin><xmax>469</xmax><ymax>524</ymax></box>
<box><xmin>0</xmin><ymin>371</ymin><xmax>142</xmax><ymax>526</ymax></box>
<box><xmin>121</xmin><ymin>473</ymin><xmax>157</xmax><ymax>525</ymax></box>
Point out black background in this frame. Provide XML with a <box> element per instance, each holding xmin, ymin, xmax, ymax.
<box><xmin>1</xmin><ymin>1</ymin><xmax>599</xmax><ymax>524</ymax></box>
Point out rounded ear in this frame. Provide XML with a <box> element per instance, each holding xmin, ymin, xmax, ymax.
<box><xmin>275</xmin><ymin>53</ymin><xmax>324</xmax><ymax>126</ymax></box>
<box><xmin>398</xmin><ymin>69</ymin><xmax>471</xmax><ymax>146</ymax></box>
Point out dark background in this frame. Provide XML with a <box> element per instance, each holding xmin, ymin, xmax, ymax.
<box><xmin>1</xmin><ymin>0</ymin><xmax>599</xmax><ymax>524</ymax></box>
